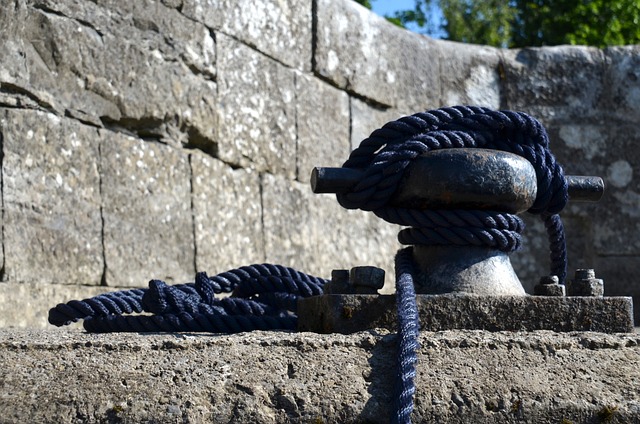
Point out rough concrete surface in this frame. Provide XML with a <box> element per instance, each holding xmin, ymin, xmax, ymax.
<box><xmin>2</xmin><ymin>329</ymin><xmax>640</xmax><ymax>423</ymax></box>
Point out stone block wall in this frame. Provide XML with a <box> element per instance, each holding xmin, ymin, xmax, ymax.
<box><xmin>0</xmin><ymin>0</ymin><xmax>638</xmax><ymax>327</ymax></box>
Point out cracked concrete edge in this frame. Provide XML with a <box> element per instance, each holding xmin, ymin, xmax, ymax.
<box><xmin>2</xmin><ymin>329</ymin><xmax>640</xmax><ymax>423</ymax></box>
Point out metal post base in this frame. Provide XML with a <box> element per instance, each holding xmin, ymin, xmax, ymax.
<box><xmin>412</xmin><ymin>245</ymin><xmax>526</xmax><ymax>296</ymax></box>
<box><xmin>297</xmin><ymin>294</ymin><xmax>635</xmax><ymax>334</ymax></box>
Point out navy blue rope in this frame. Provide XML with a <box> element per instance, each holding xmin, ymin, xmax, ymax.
<box><xmin>48</xmin><ymin>288</ymin><xmax>146</xmax><ymax>327</ymax></box>
<box><xmin>338</xmin><ymin>106</ymin><xmax>568</xmax><ymax>278</ymax></box>
<box><xmin>393</xmin><ymin>248</ymin><xmax>420</xmax><ymax>424</ymax></box>
<box><xmin>48</xmin><ymin>266</ymin><xmax>328</xmax><ymax>333</ymax></box>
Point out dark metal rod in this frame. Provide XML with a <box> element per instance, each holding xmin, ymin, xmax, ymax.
<box><xmin>311</xmin><ymin>167</ymin><xmax>605</xmax><ymax>202</ymax></box>
<box><xmin>565</xmin><ymin>175</ymin><xmax>605</xmax><ymax>202</ymax></box>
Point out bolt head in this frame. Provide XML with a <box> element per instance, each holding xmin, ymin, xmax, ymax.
<box><xmin>534</xmin><ymin>283</ymin><xmax>565</xmax><ymax>297</ymax></box>
<box><xmin>324</xmin><ymin>269</ymin><xmax>351</xmax><ymax>294</ymax></box>
<box><xmin>574</xmin><ymin>269</ymin><xmax>596</xmax><ymax>280</ymax></box>
<box><xmin>349</xmin><ymin>266</ymin><xmax>385</xmax><ymax>294</ymax></box>
<box><xmin>567</xmin><ymin>272</ymin><xmax>604</xmax><ymax>297</ymax></box>
<box><xmin>538</xmin><ymin>275</ymin><xmax>560</xmax><ymax>285</ymax></box>
<box><xmin>534</xmin><ymin>275</ymin><xmax>565</xmax><ymax>296</ymax></box>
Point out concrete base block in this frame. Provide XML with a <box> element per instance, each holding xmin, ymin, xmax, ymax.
<box><xmin>298</xmin><ymin>294</ymin><xmax>635</xmax><ymax>334</ymax></box>
<box><xmin>2</xmin><ymin>329</ymin><xmax>640</xmax><ymax>423</ymax></box>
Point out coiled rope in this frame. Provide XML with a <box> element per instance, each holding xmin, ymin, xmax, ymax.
<box><xmin>48</xmin><ymin>106</ymin><xmax>568</xmax><ymax>424</ymax></box>
<box><xmin>49</xmin><ymin>265</ymin><xmax>327</xmax><ymax>332</ymax></box>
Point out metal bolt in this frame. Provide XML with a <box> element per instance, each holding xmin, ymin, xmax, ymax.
<box><xmin>567</xmin><ymin>268</ymin><xmax>604</xmax><ymax>297</ymax></box>
<box><xmin>349</xmin><ymin>266</ymin><xmax>385</xmax><ymax>294</ymax></box>
<box><xmin>533</xmin><ymin>275</ymin><xmax>565</xmax><ymax>296</ymax></box>
<box><xmin>574</xmin><ymin>269</ymin><xmax>596</xmax><ymax>280</ymax></box>
<box><xmin>323</xmin><ymin>267</ymin><xmax>385</xmax><ymax>294</ymax></box>
<box><xmin>331</xmin><ymin>269</ymin><xmax>350</xmax><ymax>284</ymax></box>
<box><xmin>324</xmin><ymin>269</ymin><xmax>351</xmax><ymax>294</ymax></box>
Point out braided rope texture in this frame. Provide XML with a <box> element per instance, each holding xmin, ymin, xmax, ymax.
<box><xmin>338</xmin><ymin>105</ymin><xmax>569</xmax><ymax>283</ymax></box>
<box><xmin>48</xmin><ymin>265</ymin><xmax>327</xmax><ymax>333</ymax></box>
<box><xmin>392</xmin><ymin>248</ymin><xmax>420</xmax><ymax>424</ymax></box>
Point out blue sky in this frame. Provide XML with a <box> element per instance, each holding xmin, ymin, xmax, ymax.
<box><xmin>370</xmin><ymin>0</ymin><xmax>446</xmax><ymax>38</ymax></box>
<box><xmin>371</xmin><ymin>0</ymin><xmax>415</xmax><ymax>16</ymax></box>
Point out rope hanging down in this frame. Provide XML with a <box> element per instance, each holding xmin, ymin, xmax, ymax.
<box><xmin>49</xmin><ymin>106</ymin><xmax>569</xmax><ymax>424</ymax></box>
<box><xmin>336</xmin><ymin>106</ymin><xmax>568</xmax><ymax>424</ymax></box>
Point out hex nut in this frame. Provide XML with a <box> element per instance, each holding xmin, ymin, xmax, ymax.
<box><xmin>349</xmin><ymin>266</ymin><xmax>385</xmax><ymax>294</ymax></box>
<box><xmin>534</xmin><ymin>275</ymin><xmax>565</xmax><ymax>296</ymax></box>
<box><xmin>324</xmin><ymin>269</ymin><xmax>351</xmax><ymax>294</ymax></box>
<box><xmin>567</xmin><ymin>269</ymin><xmax>604</xmax><ymax>297</ymax></box>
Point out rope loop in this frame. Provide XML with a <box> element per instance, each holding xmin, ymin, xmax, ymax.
<box><xmin>339</xmin><ymin>106</ymin><xmax>568</xmax><ymax>278</ymax></box>
<box><xmin>48</xmin><ymin>264</ymin><xmax>328</xmax><ymax>333</ymax></box>
<box><xmin>339</xmin><ymin>106</ymin><xmax>568</xmax><ymax>216</ymax></box>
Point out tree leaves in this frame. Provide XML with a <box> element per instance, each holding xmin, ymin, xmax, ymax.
<box><xmin>357</xmin><ymin>0</ymin><xmax>640</xmax><ymax>47</ymax></box>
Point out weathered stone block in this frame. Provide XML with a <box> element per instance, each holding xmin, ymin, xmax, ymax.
<box><xmin>182</xmin><ymin>0</ymin><xmax>312</xmax><ymax>71</ymax></box>
<box><xmin>595</xmin><ymin>255</ymin><xmax>640</xmax><ymax>325</ymax></box>
<box><xmin>315</xmin><ymin>0</ymin><xmax>440</xmax><ymax>111</ymax></box>
<box><xmin>299</xmin><ymin>294</ymin><xmax>634</xmax><ymax>334</ymax></box>
<box><xmin>547</xmin><ymin>123</ymin><xmax>640</xmax><ymax>256</ymax></box>
<box><xmin>261</xmin><ymin>174</ymin><xmax>317</xmax><ymax>273</ymax></box>
<box><xmin>262</xmin><ymin>173</ymin><xmax>400</xmax><ymax>288</ymax></box>
<box><xmin>100</xmin><ymin>131</ymin><xmax>194</xmax><ymax>287</ymax></box>
<box><xmin>0</xmin><ymin>0</ymin><xmax>218</xmax><ymax>146</ymax></box>
<box><xmin>511</xmin><ymin>214</ymin><xmax>594</xmax><ymax>293</ymax></box>
<box><xmin>216</xmin><ymin>34</ymin><xmax>297</xmax><ymax>177</ymax></box>
<box><xmin>502</xmin><ymin>46</ymin><xmax>606</xmax><ymax>121</ymax></box>
<box><xmin>438</xmin><ymin>40</ymin><xmax>501</xmax><ymax>109</ymax></box>
<box><xmin>350</xmin><ymin>98</ymin><xmax>405</xmax><ymax>151</ymax></box>
<box><xmin>190</xmin><ymin>152</ymin><xmax>264</xmax><ymax>275</ymax></box>
<box><xmin>0</xmin><ymin>109</ymin><xmax>103</xmax><ymax>285</ymax></box>
<box><xmin>0</xmin><ymin>282</ymin><xmax>112</xmax><ymax>328</ymax></box>
<box><xmin>601</xmin><ymin>45</ymin><xmax>640</xmax><ymax>122</ymax></box>
<box><xmin>295</xmin><ymin>73</ymin><xmax>350</xmax><ymax>180</ymax></box>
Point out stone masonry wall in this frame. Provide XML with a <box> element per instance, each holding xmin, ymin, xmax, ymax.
<box><xmin>0</xmin><ymin>0</ymin><xmax>638</xmax><ymax>327</ymax></box>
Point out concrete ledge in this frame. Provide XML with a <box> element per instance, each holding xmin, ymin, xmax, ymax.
<box><xmin>2</xmin><ymin>329</ymin><xmax>640</xmax><ymax>423</ymax></box>
<box><xmin>298</xmin><ymin>294</ymin><xmax>635</xmax><ymax>334</ymax></box>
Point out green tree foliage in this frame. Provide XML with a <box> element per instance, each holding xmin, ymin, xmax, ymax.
<box><xmin>437</xmin><ymin>0</ymin><xmax>516</xmax><ymax>46</ymax></box>
<box><xmin>364</xmin><ymin>0</ymin><xmax>640</xmax><ymax>47</ymax></box>
<box><xmin>352</xmin><ymin>0</ymin><xmax>373</xmax><ymax>10</ymax></box>
<box><xmin>511</xmin><ymin>0</ymin><xmax>640</xmax><ymax>47</ymax></box>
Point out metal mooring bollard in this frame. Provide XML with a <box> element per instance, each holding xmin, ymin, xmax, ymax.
<box><xmin>313</xmin><ymin>149</ymin><xmax>603</xmax><ymax>296</ymax></box>
<box><xmin>298</xmin><ymin>146</ymin><xmax>634</xmax><ymax>334</ymax></box>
